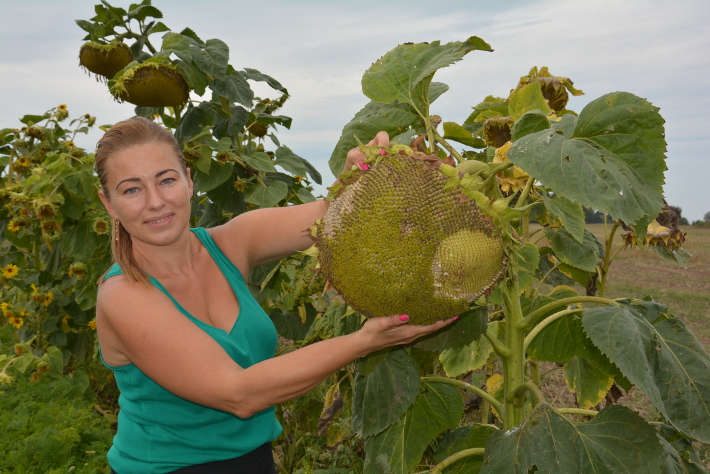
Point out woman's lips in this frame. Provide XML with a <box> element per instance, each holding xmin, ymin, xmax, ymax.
<box><xmin>145</xmin><ymin>214</ymin><xmax>173</xmax><ymax>227</ymax></box>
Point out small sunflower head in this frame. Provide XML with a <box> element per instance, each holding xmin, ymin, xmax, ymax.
<box><xmin>2</xmin><ymin>264</ymin><xmax>19</xmax><ymax>279</ymax></box>
<box><xmin>482</xmin><ymin>116</ymin><xmax>514</xmax><ymax>148</ymax></box>
<box><xmin>55</xmin><ymin>105</ymin><xmax>69</xmax><ymax>121</ymax></box>
<box><xmin>94</xmin><ymin>218</ymin><xmax>109</xmax><ymax>235</ymax></box>
<box><xmin>233</xmin><ymin>178</ymin><xmax>248</xmax><ymax>192</ymax></box>
<box><xmin>68</xmin><ymin>262</ymin><xmax>87</xmax><ymax>281</ymax></box>
<box><xmin>6</xmin><ymin>313</ymin><xmax>24</xmax><ymax>329</ymax></box>
<box><xmin>26</xmin><ymin>126</ymin><xmax>45</xmax><ymax>140</ymax></box>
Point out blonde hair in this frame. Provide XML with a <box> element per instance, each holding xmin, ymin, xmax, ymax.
<box><xmin>95</xmin><ymin>116</ymin><xmax>187</xmax><ymax>287</ymax></box>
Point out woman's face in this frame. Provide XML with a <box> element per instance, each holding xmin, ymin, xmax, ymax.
<box><xmin>98</xmin><ymin>141</ymin><xmax>193</xmax><ymax>247</ymax></box>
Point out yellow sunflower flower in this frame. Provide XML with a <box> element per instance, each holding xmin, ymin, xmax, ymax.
<box><xmin>16</xmin><ymin>156</ymin><xmax>31</xmax><ymax>167</ymax></box>
<box><xmin>88</xmin><ymin>320</ymin><xmax>97</xmax><ymax>330</ymax></box>
<box><xmin>30</xmin><ymin>284</ymin><xmax>39</xmax><ymax>295</ymax></box>
<box><xmin>7</xmin><ymin>314</ymin><xmax>24</xmax><ymax>329</ymax></box>
<box><xmin>7</xmin><ymin>221</ymin><xmax>21</xmax><ymax>233</ymax></box>
<box><xmin>65</xmin><ymin>141</ymin><xmax>75</xmax><ymax>149</ymax></box>
<box><xmin>2</xmin><ymin>264</ymin><xmax>19</xmax><ymax>279</ymax></box>
<box><xmin>0</xmin><ymin>302</ymin><xmax>10</xmax><ymax>315</ymax></box>
<box><xmin>57</xmin><ymin>104</ymin><xmax>68</xmax><ymax>112</ymax></box>
<box><xmin>43</xmin><ymin>292</ymin><xmax>54</xmax><ymax>306</ymax></box>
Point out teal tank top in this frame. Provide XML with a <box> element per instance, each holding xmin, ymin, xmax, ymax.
<box><xmin>100</xmin><ymin>227</ymin><xmax>283</xmax><ymax>474</ymax></box>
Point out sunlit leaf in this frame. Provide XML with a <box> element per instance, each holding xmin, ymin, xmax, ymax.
<box><xmin>508</xmin><ymin>82</ymin><xmax>551</xmax><ymax>121</ymax></box>
<box><xmin>362</xmin><ymin>37</ymin><xmax>492</xmax><ymax>111</ymax></box>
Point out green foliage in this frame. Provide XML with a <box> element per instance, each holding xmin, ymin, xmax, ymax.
<box><xmin>0</xmin><ymin>326</ymin><xmax>112</xmax><ymax>473</ymax></box>
<box><xmin>480</xmin><ymin>405</ymin><xmax>661</xmax><ymax>474</ymax></box>
<box><xmin>0</xmin><ymin>106</ymin><xmax>109</xmax><ymax>365</ymax></box>
<box><xmin>316</xmin><ymin>35</ymin><xmax>706</xmax><ymax>474</ymax></box>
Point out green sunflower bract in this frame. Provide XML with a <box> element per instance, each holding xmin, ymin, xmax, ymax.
<box><xmin>316</xmin><ymin>151</ymin><xmax>507</xmax><ymax>325</ymax></box>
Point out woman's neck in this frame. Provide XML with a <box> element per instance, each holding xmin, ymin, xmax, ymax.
<box><xmin>131</xmin><ymin>229</ymin><xmax>201</xmax><ymax>280</ymax></box>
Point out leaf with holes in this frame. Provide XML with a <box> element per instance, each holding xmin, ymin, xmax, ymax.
<box><xmin>508</xmin><ymin>92</ymin><xmax>666</xmax><ymax>230</ymax></box>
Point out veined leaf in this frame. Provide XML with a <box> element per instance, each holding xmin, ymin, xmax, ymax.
<box><xmin>243</xmin><ymin>152</ymin><xmax>276</xmax><ymax>173</ymax></box>
<box><xmin>583</xmin><ymin>303</ymin><xmax>710</xmax><ymax>442</ymax></box>
<box><xmin>243</xmin><ymin>181</ymin><xmax>287</xmax><ymax>208</ymax></box>
<box><xmin>161</xmin><ymin>33</ymin><xmax>192</xmax><ymax>64</ymax></box>
<box><xmin>508</xmin><ymin>92</ymin><xmax>666</xmax><ymax>229</ymax></box>
<box><xmin>439</xmin><ymin>321</ymin><xmax>499</xmax><ymax>377</ymax></box>
<box><xmin>274</xmin><ymin>146</ymin><xmax>308</xmax><ymax>177</ymax></box>
<box><xmin>480</xmin><ymin>405</ymin><xmax>661</xmax><ymax>474</ymax></box>
<box><xmin>362</xmin><ymin>37</ymin><xmax>492</xmax><ymax>112</ymax></box>
<box><xmin>508</xmin><ymin>82</ymin><xmax>551</xmax><ymax>121</ymax></box>
<box><xmin>510</xmin><ymin>109</ymin><xmax>550</xmax><ymax>141</ymax></box>
<box><xmin>241</xmin><ymin>67</ymin><xmax>287</xmax><ymax>93</ymax></box>
<box><xmin>191</xmin><ymin>38</ymin><xmax>229</xmax><ymax>77</ymax></box>
<box><xmin>545</xmin><ymin>228</ymin><xmax>600</xmax><ymax>272</ymax></box>
<box><xmin>415</xmin><ymin>306</ymin><xmax>488</xmax><ymax>353</ymax></box>
<box><xmin>443</xmin><ymin>121</ymin><xmax>486</xmax><ymax>148</ymax></box>
<box><xmin>564</xmin><ymin>356</ymin><xmax>614</xmax><ymax>409</ymax></box>
<box><xmin>542</xmin><ymin>194</ymin><xmax>586</xmax><ymax>243</ymax></box>
<box><xmin>329</xmin><ymin>82</ymin><xmax>449</xmax><ymax>175</ymax></box>
<box><xmin>656</xmin><ymin>423</ymin><xmax>708</xmax><ymax>474</ymax></box>
<box><xmin>432</xmin><ymin>424</ymin><xmax>496</xmax><ymax>474</ymax></box>
<box><xmin>328</xmin><ymin>100</ymin><xmax>420</xmax><ymax>176</ymax></box>
<box><xmin>209</xmin><ymin>72</ymin><xmax>253</xmax><ymax>107</ymax></box>
<box><xmin>364</xmin><ymin>382</ymin><xmax>463</xmax><ymax>474</ymax></box>
<box><xmin>61</xmin><ymin>219</ymin><xmax>98</xmax><ymax>261</ymax></box>
<box><xmin>196</xmin><ymin>162</ymin><xmax>233</xmax><ymax>193</ymax></box>
<box><xmin>352</xmin><ymin>348</ymin><xmax>420</xmax><ymax>438</ymax></box>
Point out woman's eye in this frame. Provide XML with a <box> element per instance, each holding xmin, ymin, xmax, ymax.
<box><xmin>124</xmin><ymin>187</ymin><xmax>138</xmax><ymax>195</ymax></box>
<box><xmin>162</xmin><ymin>178</ymin><xmax>175</xmax><ymax>185</ymax></box>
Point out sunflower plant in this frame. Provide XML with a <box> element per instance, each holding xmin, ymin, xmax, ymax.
<box><xmin>267</xmin><ymin>38</ymin><xmax>708</xmax><ymax>474</ymax></box>
<box><xmin>0</xmin><ymin>106</ymin><xmax>111</xmax><ymax>380</ymax></box>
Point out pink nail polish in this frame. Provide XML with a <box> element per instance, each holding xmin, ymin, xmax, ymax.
<box><xmin>379</xmin><ymin>149</ymin><xmax>387</xmax><ymax>156</ymax></box>
<box><xmin>358</xmin><ymin>161</ymin><xmax>369</xmax><ymax>171</ymax></box>
<box><xmin>452</xmin><ymin>315</ymin><xmax>460</xmax><ymax>321</ymax></box>
<box><xmin>399</xmin><ymin>314</ymin><xmax>409</xmax><ymax>322</ymax></box>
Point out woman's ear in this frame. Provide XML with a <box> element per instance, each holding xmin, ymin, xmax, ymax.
<box><xmin>98</xmin><ymin>190</ymin><xmax>118</xmax><ymax>220</ymax></box>
<box><xmin>187</xmin><ymin>167</ymin><xmax>194</xmax><ymax>198</ymax></box>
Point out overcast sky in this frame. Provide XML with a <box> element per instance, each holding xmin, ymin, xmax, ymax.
<box><xmin>1</xmin><ymin>0</ymin><xmax>708</xmax><ymax>221</ymax></box>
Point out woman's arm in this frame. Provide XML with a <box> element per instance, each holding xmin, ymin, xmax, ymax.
<box><xmin>210</xmin><ymin>132</ymin><xmax>390</xmax><ymax>275</ymax></box>
<box><xmin>97</xmin><ymin>276</ymin><xmax>454</xmax><ymax>418</ymax></box>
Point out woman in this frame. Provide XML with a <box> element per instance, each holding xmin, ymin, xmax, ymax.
<box><xmin>95</xmin><ymin>116</ymin><xmax>455</xmax><ymax>474</ymax></box>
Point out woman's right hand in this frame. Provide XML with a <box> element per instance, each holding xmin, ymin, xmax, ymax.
<box><xmin>354</xmin><ymin>314</ymin><xmax>458</xmax><ymax>355</ymax></box>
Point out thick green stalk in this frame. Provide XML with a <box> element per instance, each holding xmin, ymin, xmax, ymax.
<box><xmin>557</xmin><ymin>408</ymin><xmax>598</xmax><ymax>417</ymax></box>
<box><xmin>500</xmin><ymin>260</ymin><xmax>526</xmax><ymax>430</ymax></box>
<box><xmin>598</xmin><ymin>221</ymin><xmax>621</xmax><ymax>297</ymax></box>
<box><xmin>520</xmin><ymin>296</ymin><xmax>620</xmax><ymax>331</ymax></box>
